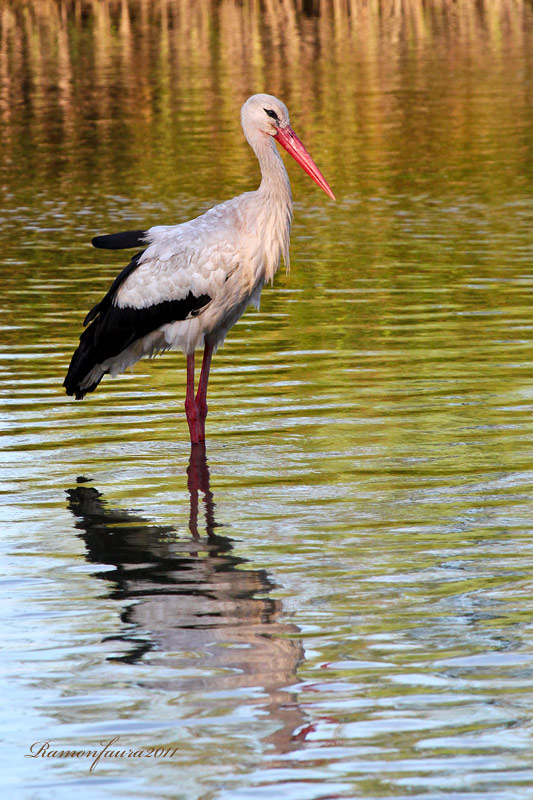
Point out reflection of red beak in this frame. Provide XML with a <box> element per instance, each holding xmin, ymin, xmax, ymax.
<box><xmin>274</xmin><ymin>125</ymin><xmax>335</xmax><ymax>201</ymax></box>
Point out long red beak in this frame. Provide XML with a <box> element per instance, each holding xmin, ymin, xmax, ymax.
<box><xmin>274</xmin><ymin>125</ymin><xmax>335</xmax><ymax>201</ymax></box>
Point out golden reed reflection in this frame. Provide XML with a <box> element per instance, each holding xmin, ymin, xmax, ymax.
<box><xmin>66</xmin><ymin>443</ymin><xmax>306</xmax><ymax>754</ymax></box>
<box><xmin>1</xmin><ymin>0</ymin><xmax>531</xmax><ymax>177</ymax></box>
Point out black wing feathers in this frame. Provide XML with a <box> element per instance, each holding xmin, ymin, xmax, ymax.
<box><xmin>92</xmin><ymin>230</ymin><xmax>148</xmax><ymax>250</ymax></box>
<box><xmin>64</xmin><ymin>292</ymin><xmax>210</xmax><ymax>399</ymax></box>
<box><xmin>64</xmin><ymin>239</ymin><xmax>211</xmax><ymax>400</ymax></box>
<box><xmin>84</xmin><ymin>250</ymin><xmax>145</xmax><ymax>326</ymax></box>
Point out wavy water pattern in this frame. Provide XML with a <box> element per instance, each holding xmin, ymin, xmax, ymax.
<box><xmin>2</xmin><ymin>2</ymin><xmax>533</xmax><ymax>799</ymax></box>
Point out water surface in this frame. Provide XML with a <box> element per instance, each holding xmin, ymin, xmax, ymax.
<box><xmin>2</xmin><ymin>2</ymin><xmax>533</xmax><ymax>798</ymax></box>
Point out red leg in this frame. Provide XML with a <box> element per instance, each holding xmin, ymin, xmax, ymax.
<box><xmin>195</xmin><ymin>343</ymin><xmax>213</xmax><ymax>431</ymax></box>
<box><xmin>185</xmin><ymin>352</ymin><xmax>201</xmax><ymax>444</ymax></box>
<box><xmin>184</xmin><ymin>344</ymin><xmax>213</xmax><ymax>444</ymax></box>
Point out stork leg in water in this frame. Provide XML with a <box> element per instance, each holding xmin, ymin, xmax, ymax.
<box><xmin>63</xmin><ymin>93</ymin><xmax>334</xmax><ymax>444</ymax></box>
<box><xmin>186</xmin><ymin>344</ymin><xmax>213</xmax><ymax>444</ymax></box>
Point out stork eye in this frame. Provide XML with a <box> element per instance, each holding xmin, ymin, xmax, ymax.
<box><xmin>264</xmin><ymin>108</ymin><xmax>280</xmax><ymax>123</ymax></box>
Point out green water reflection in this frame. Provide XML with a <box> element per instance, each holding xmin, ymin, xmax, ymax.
<box><xmin>2</xmin><ymin>2</ymin><xmax>533</xmax><ymax>799</ymax></box>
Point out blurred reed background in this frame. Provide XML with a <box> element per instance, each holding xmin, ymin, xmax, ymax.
<box><xmin>1</xmin><ymin>0</ymin><xmax>531</xmax><ymax>199</ymax></box>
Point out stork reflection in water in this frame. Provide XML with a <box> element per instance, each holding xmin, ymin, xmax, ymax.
<box><xmin>67</xmin><ymin>444</ymin><xmax>305</xmax><ymax>752</ymax></box>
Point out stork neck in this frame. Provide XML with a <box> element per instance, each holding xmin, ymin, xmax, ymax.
<box><xmin>255</xmin><ymin>135</ymin><xmax>293</xmax><ymax>207</ymax></box>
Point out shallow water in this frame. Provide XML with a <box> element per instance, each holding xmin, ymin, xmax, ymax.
<box><xmin>2</xmin><ymin>1</ymin><xmax>533</xmax><ymax>798</ymax></box>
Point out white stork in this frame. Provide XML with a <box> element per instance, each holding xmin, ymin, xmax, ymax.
<box><xmin>64</xmin><ymin>94</ymin><xmax>335</xmax><ymax>443</ymax></box>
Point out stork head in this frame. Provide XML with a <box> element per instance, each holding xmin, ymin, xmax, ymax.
<box><xmin>241</xmin><ymin>93</ymin><xmax>291</xmax><ymax>137</ymax></box>
<box><xmin>241</xmin><ymin>93</ymin><xmax>335</xmax><ymax>201</ymax></box>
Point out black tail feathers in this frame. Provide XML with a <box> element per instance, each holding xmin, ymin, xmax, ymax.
<box><xmin>63</xmin><ymin>324</ymin><xmax>104</xmax><ymax>400</ymax></box>
<box><xmin>92</xmin><ymin>230</ymin><xmax>147</xmax><ymax>250</ymax></box>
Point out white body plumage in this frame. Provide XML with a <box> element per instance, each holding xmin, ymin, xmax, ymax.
<box><xmin>112</xmin><ymin>186</ymin><xmax>291</xmax><ymax>365</ymax></box>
